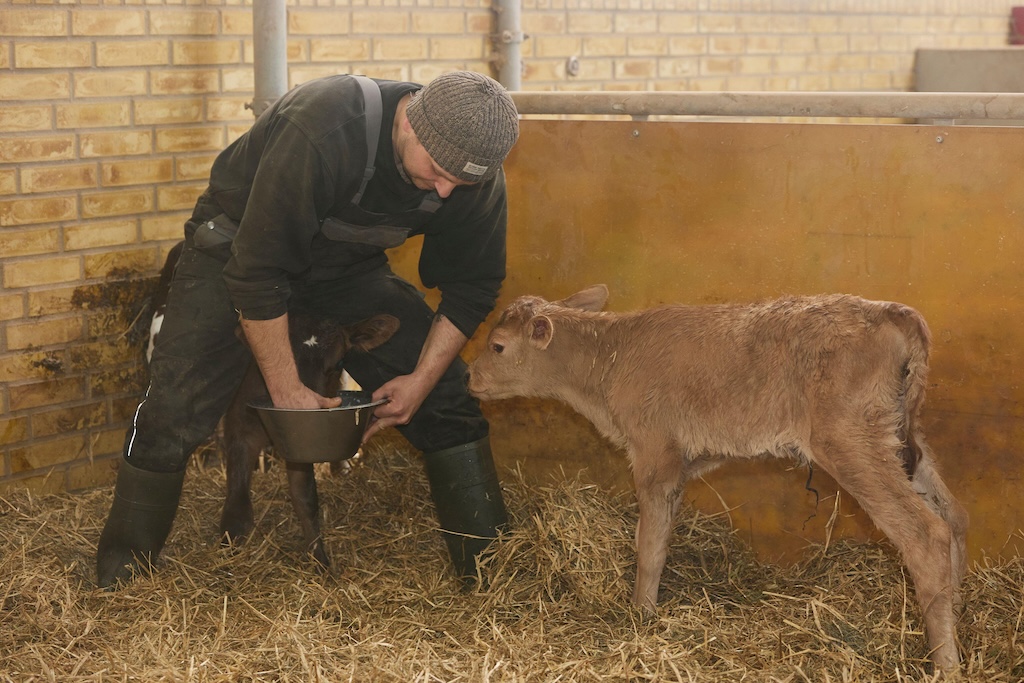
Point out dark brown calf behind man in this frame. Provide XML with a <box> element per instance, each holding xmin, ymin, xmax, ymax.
<box><xmin>467</xmin><ymin>285</ymin><xmax>968</xmax><ymax>674</ymax></box>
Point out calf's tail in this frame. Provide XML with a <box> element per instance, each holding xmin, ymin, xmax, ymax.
<box><xmin>886</xmin><ymin>303</ymin><xmax>932</xmax><ymax>477</ymax></box>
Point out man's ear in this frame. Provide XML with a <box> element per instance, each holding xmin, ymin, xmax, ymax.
<box><xmin>557</xmin><ymin>284</ymin><xmax>609</xmax><ymax>312</ymax></box>
<box><xmin>529</xmin><ymin>315</ymin><xmax>553</xmax><ymax>350</ymax></box>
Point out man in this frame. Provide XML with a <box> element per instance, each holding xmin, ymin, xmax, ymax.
<box><xmin>97</xmin><ymin>71</ymin><xmax>520</xmax><ymax>588</ymax></box>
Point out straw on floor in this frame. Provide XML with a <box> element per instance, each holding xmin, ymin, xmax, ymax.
<box><xmin>1</xmin><ymin>440</ymin><xmax>1021</xmax><ymax>682</ymax></box>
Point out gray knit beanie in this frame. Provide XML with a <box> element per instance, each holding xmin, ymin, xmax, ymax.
<box><xmin>406</xmin><ymin>71</ymin><xmax>519</xmax><ymax>183</ymax></box>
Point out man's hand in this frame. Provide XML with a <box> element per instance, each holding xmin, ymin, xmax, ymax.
<box><xmin>240</xmin><ymin>314</ymin><xmax>342</xmax><ymax>411</ymax></box>
<box><xmin>361</xmin><ymin>314</ymin><xmax>469</xmax><ymax>443</ymax></box>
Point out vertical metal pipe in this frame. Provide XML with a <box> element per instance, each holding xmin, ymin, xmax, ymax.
<box><xmin>251</xmin><ymin>0</ymin><xmax>288</xmax><ymax>119</ymax></box>
<box><xmin>494</xmin><ymin>0</ymin><xmax>523</xmax><ymax>91</ymax></box>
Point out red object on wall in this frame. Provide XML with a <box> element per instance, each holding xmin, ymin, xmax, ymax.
<box><xmin>1012</xmin><ymin>7</ymin><xmax>1024</xmax><ymax>45</ymax></box>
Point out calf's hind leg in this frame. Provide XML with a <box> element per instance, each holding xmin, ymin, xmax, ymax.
<box><xmin>909</xmin><ymin>439</ymin><xmax>969</xmax><ymax>610</ymax></box>
<box><xmin>810</xmin><ymin>431</ymin><xmax>960</xmax><ymax>673</ymax></box>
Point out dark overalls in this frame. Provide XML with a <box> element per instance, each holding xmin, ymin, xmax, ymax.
<box><xmin>100</xmin><ymin>77</ymin><xmax>506</xmax><ymax>588</ymax></box>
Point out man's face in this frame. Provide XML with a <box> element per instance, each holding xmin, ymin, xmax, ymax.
<box><xmin>400</xmin><ymin>122</ymin><xmax>477</xmax><ymax>199</ymax></box>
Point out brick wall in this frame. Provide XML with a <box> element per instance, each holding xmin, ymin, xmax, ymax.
<box><xmin>0</xmin><ymin>0</ymin><xmax>1019</xmax><ymax>492</ymax></box>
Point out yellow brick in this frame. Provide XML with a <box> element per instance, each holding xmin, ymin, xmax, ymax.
<box><xmin>155</xmin><ymin>127</ymin><xmax>224</xmax><ymax>154</ymax></box>
<box><xmin>0</xmin><ymin>349</ymin><xmax>67</xmax><ymax>383</ymax></box>
<box><xmin>222</xmin><ymin>9</ymin><xmax>253</xmax><ymax>35</ymax></box>
<box><xmin>659</xmin><ymin>57</ymin><xmax>698</xmax><ymax>78</ymax></box>
<box><xmin>659</xmin><ymin>13</ymin><xmax>698</xmax><ymax>33</ymax></box>
<box><xmin>67</xmin><ymin>458</ymin><xmax>118</xmax><ymax>492</ymax></box>
<box><xmin>669</xmin><ymin>35</ymin><xmax>708</xmax><ymax>56</ymax></box>
<box><xmin>149</xmin><ymin>9</ymin><xmax>218</xmax><ymax>36</ymax></box>
<box><xmin>0</xmin><ymin>48</ymin><xmax>6</xmax><ymax>70</ymax></box>
<box><xmin>411</xmin><ymin>12</ymin><xmax>464</xmax><ymax>34</ymax></box>
<box><xmin>0</xmin><ymin>170</ymin><xmax>14</xmax><ymax>195</ymax></box>
<box><xmin>372</xmin><ymin>38</ymin><xmax>428</xmax><ymax>61</ymax></box>
<box><xmin>173</xmin><ymin>40</ymin><xmax>243</xmax><ymax>66</ymax></box>
<box><xmin>207</xmin><ymin>97</ymin><xmax>251</xmax><ymax>122</ymax></box>
<box><xmin>628</xmin><ymin>36</ymin><xmax>668</xmax><ymax>56</ymax></box>
<box><xmin>0</xmin><ymin>293</ymin><xmax>23</xmax><ymax>322</ymax></box>
<box><xmin>87</xmin><ymin>429</ymin><xmax>129</xmax><ymax>461</ymax></box>
<box><xmin>66</xmin><ymin>340</ymin><xmax>138</xmax><ymax>374</ymax></box>
<box><xmin>310</xmin><ymin>38</ymin><xmax>371</xmax><ymax>62</ymax></box>
<box><xmin>55</xmin><ymin>102</ymin><xmax>130</xmax><ymax>129</ymax></box>
<box><xmin>0</xmin><ymin>197</ymin><xmax>77</xmax><ymax>227</ymax></box>
<box><xmin>467</xmin><ymin>12</ymin><xmax>491</xmax><ymax>34</ymax></box>
<box><xmin>523</xmin><ymin>13</ymin><xmax>565</xmax><ymax>34</ymax></box>
<box><xmin>14</xmin><ymin>41</ymin><xmax>92</xmax><ymax>69</ymax></box>
<box><xmin>96</xmin><ymin>41</ymin><xmax>168</xmax><ymax>68</ymax></box>
<box><xmin>64</xmin><ymin>219</ymin><xmax>137</xmax><ymax>251</ymax></box>
<box><xmin>134</xmin><ymin>99</ymin><xmax>203</xmax><ymax>125</ymax></box>
<box><xmin>92</xmin><ymin>365</ymin><xmax>146</xmax><ymax>398</ymax></box>
<box><xmin>74</xmin><ymin>71</ymin><xmax>148</xmax><ymax>98</ymax></box>
<box><xmin>101</xmin><ymin>158</ymin><xmax>173</xmax><ymax>188</ymax></box>
<box><xmin>10</xmin><ymin>434</ymin><xmax>88</xmax><ymax>473</ymax></box>
<box><xmin>535</xmin><ymin>36</ymin><xmax>582</xmax><ymax>58</ymax></box>
<box><xmin>21</xmin><ymin>163</ymin><xmax>97</xmax><ymax>194</ymax></box>
<box><xmin>701</xmin><ymin>56</ymin><xmax>739</xmax><ymax>76</ymax></box>
<box><xmin>583</xmin><ymin>36</ymin><xmax>627</xmax><ymax>57</ymax></box>
<box><xmin>699</xmin><ymin>14</ymin><xmax>737</xmax><ymax>33</ymax></box>
<box><xmin>80</xmin><ymin>131</ymin><xmax>152</xmax><ymax>158</ymax></box>
<box><xmin>0</xmin><ymin>9</ymin><xmax>67</xmax><ymax>37</ymax></box>
<box><xmin>222</xmin><ymin>67</ymin><xmax>255</xmax><ymax>94</ymax></box>
<box><xmin>81</xmin><ymin>189</ymin><xmax>153</xmax><ymax>219</ymax></box>
<box><xmin>141</xmin><ymin>213</ymin><xmax>188</xmax><ymax>241</ymax></box>
<box><xmin>737</xmin><ymin>55</ymin><xmax>773</xmax><ymax>74</ymax></box>
<box><xmin>0</xmin><ymin>416</ymin><xmax>29</xmax><ymax>446</ymax></box>
<box><xmin>176</xmin><ymin>154</ymin><xmax>217</xmax><ymax>181</ymax></box>
<box><xmin>157</xmin><ymin>184</ymin><xmax>203</xmax><ymax>211</ymax></box>
<box><xmin>709</xmin><ymin>35</ymin><xmax>744</xmax><ymax>55</ymax></box>
<box><xmin>568</xmin><ymin>13</ymin><xmax>612</xmax><ymax>33</ymax></box>
<box><xmin>27</xmin><ymin>286</ymin><xmax>77</xmax><ymax>317</ymax></box>
<box><xmin>615</xmin><ymin>59</ymin><xmax>656</xmax><ymax>79</ymax></box>
<box><xmin>83</xmin><ymin>247</ymin><xmax>156</xmax><ymax>279</ymax></box>
<box><xmin>0</xmin><ymin>72</ymin><xmax>70</xmax><ymax>101</ymax></box>
<box><xmin>614</xmin><ymin>13</ymin><xmax>656</xmax><ymax>33</ymax></box>
<box><xmin>6</xmin><ymin>316</ymin><xmax>84</xmax><ymax>351</ymax></box>
<box><xmin>430</xmin><ymin>37</ymin><xmax>484</xmax><ymax>60</ymax></box>
<box><xmin>72</xmin><ymin>10</ymin><xmax>145</xmax><ymax>36</ymax></box>
<box><xmin>0</xmin><ymin>134</ymin><xmax>75</xmax><ymax>164</ymax></box>
<box><xmin>290</xmin><ymin>9</ymin><xmax>349</xmax><ymax>34</ymax></box>
<box><xmin>352</xmin><ymin>11</ymin><xmax>409</xmax><ymax>33</ymax></box>
<box><xmin>1</xmin><ymin>473</ymin><xmax>65</xmax><ymax>496</ymax></box>
<box><xmin>152</xmin><ymin>69</ymin><xmax>220</xmax><ymax>95</ymax></box>
<box><xmin>0</xmin><ymin>105</ymin><xmax>51</xmax><ymax>133</ymax></box>
<box><xmin>32</xmin><ymin>401</ymin><xmax>107</xmax><ymax>438</ymax></box>
<box><xmin>523</xmin><ymin>60</ymin><xmax>565</xmax><ymax>82</ymax></box>
<box><xmin>4</xmin><ymin>255</ymin><xmax>80</xmax><ymax>288</ymax></box>
<box><xmin>0</xmin><ymin>227</ymin><xmax>60</xmax><ymax>257</ymax></box>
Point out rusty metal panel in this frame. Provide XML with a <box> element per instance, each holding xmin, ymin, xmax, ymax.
<box><xmin>390</xmin><ymin>120</ymin><xmax>1024</xmax><ymax>564</ymax></box>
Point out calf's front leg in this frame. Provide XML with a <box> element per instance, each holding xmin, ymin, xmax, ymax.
<box><xmin>285</xmin><ymin>462</ymin><xmax>330</xmax><ymax>569</ymax></box>
<box><xmin>630</xmin><ymin>445</ymin><xmax>685</xmax><ymax>612</ymax></box>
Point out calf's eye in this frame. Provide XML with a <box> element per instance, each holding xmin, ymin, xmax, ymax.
<box><xmin>491</xmin><ymin>343</ymin><xmax>504</xmax><ymax>354</ymax></box>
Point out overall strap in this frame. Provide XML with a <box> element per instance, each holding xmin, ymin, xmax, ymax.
<box><xmin>351</xmin><ymin>75</ymin><xmax>383</xmax><ymax>206</ymax></box>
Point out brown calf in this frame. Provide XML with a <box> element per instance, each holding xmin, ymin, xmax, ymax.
<box><xmin>220</xmin><ymin>313</ymin><xmax>398</xmax><ymax>567</ymax></box>
<box><xmin>467</xmin><ymin>285</ymin><xmax>968</xmax><ymax>673</ymax></box>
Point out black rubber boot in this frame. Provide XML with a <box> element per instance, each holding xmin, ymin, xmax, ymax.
<box><xmin>422</xmin><ymin>436</ymin><xmax>509</xmax><ymax>584</ymax></box>
<box><xmin>96</xmin><ymin>458</ymin><xmax>185</xmax><ymax>588</ymax></box>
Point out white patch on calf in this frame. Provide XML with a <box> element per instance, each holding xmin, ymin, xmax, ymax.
<box><xmin>303</xmin><ymin>335</ymin><xmax>319</xmax><ymax>348</ymax></box>
<box><xmin>146</xmin><ymin>308</ymin><xmax>164</xmax><ymax>364</ymax></box>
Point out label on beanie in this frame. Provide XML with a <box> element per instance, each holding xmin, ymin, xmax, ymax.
<box><xmin>462</xmin><ymin>161</ymin><xmax>488</xmax><ymax>176</ymax></box>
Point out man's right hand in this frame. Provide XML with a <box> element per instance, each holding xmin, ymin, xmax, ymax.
<box><xmin>239</xmin><ymin>314</ymin><xmax>342</xmax><ymax>411</ymax></box>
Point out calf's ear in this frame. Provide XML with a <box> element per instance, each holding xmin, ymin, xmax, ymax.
<box><xmin>349</xmin><ymin>314</ymin><xmax>400</xmax><ymax>351</ymax></box>
<box><xmin>529</xmin><ymin>315</ymin><xmax>554</xmax><ymax>350</ymax></box>
<box><xmin>557</xmin><ymin>284</ymin><xmax>608</xmax><ymax>312</ymax></box>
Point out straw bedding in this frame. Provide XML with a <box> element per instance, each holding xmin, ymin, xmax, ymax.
<box><xmin>1</xmin><ymin>441</ymin><xmax>1021</xmax><ymax>682</ymax></box>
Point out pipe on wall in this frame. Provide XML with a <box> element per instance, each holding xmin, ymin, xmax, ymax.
<box><xmin>251</xmin><ymin>0</ymin><xmax>288</xmax><ymax>119</ymax></box>
<box><xmin>494</xmin><ymin>0</ymin><xmax>523</xmax><ymax>91</ymax></box>
<box><xmin>510</xmin><ymin>90</ymin><xmax>1024</xmax><ymax>120</ymax></box>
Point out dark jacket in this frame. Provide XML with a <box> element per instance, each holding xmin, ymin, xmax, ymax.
<box><xmin>188</xmin><ymin>75</ymin><xmax>508</xmax><ymax>339</ymax></box>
